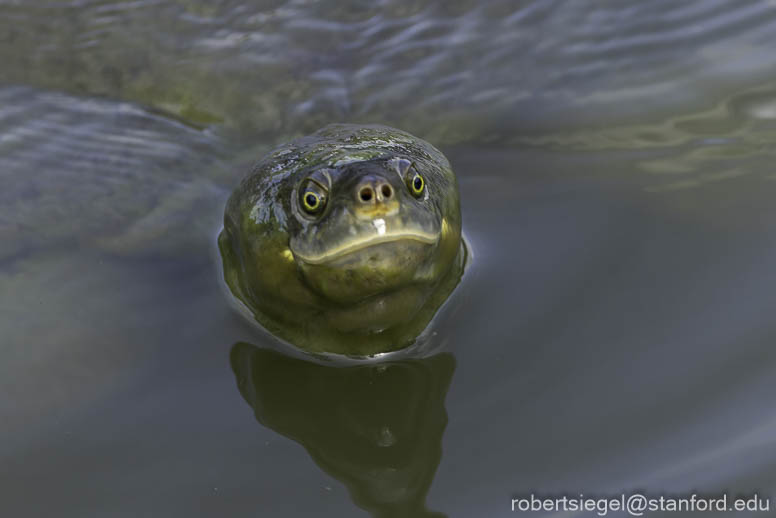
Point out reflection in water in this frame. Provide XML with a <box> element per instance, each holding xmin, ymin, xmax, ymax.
<box><xmin>515</xmin><ymin>81</ymin><xmax>776</xmax><ymax>192</ymax></box>
<box><xmin>0</xmin><ymin>85</ymin><xmax>229</xmax><ymax>264</ymax></box>
<box><xmin>5</xmin><ymin>1</ymin><xmax>776</xmax><ymax>516</ymax></box>
<box><xmin>4</xmin><ymin>0</ymin><xmax>776</xmax><ymax>145</ymax></box>
<box><xmin>230</xmin><ymin>343</ymin><xmax>455</xmax><ymax>518</ymax></box>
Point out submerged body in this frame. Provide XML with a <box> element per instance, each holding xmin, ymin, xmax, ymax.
<box><xmin>218</xmin><ymin>124</ymin><xmax>466</xmax><ymax>356</ymax></box>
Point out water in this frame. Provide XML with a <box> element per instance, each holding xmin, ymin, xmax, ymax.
<box><xmin>3</xmin><ymin>1</ymin><xmax>776</xmax><ymax>517</ymax></box>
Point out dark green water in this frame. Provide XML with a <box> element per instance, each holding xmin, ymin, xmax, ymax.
<box><xmin>3</xmin><ymin>1</ymin><xmax>776</xmax><ymax>517</ymax></box>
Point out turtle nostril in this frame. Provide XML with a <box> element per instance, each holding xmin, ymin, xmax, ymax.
<box><xmin>381</xmin><ymin>184</ymin><xmax>392</xmax><ymax>198</ymax></box>
<box><xmin>359</xmin><ymin>187</ymin><xmax>374</xmax><ymax>202</ymax></box>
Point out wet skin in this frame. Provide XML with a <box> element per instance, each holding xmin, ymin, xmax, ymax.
<box><xmin>218</xmin><ymin>124</ymin><xmax>466</xmax><ymax>356</ymax></box>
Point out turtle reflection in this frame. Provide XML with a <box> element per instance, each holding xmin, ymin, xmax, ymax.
<box><xmin>230</xmin><ymin>343</ymin><xmax>455</xmax><ymax>518</ymax></box>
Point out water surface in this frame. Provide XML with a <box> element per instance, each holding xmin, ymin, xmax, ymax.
<box><xmin>3</xmin><ymin>1</ymin><xmax>776</xmax><ymax>517</ymax></box>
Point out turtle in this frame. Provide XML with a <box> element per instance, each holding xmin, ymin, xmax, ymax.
<box><xmin>218</xmin><ymin>123</ymin><xmax>467</xmax><ymax>357</ymax></box>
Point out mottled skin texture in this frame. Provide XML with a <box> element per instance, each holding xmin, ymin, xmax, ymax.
<box><xmin>219</xmin><ymin>124</ymin><xmax>465</xmax><ymax>356</ymax></box>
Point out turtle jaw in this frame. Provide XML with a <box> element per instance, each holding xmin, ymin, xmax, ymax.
<box><xmin>291</xmin><ymin>229</ymin><xmax>439</xmax><ymax>265</ymax></box>
<box><xmin>293</xmin><ymin>235</ymin><xmax>440</xmax><ymax>306</ymax></box>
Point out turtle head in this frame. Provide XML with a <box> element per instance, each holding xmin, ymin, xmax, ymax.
<box><xmin>218</xmin><ymin>124</ymin><xmax>465</xmax><ymax>354</ymax></box>
<box><xmin>288</xmin><ymin>157</ymin><xmax>460</xmax><ymax>304</ymax></box>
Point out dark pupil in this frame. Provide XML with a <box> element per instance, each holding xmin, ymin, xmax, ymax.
<box><xmin>413</xmin><ymin>176</ymin><xmax>422</xmax><ymax>190</ymax></box>
<box><xmin>305</xmin><ymin>193</ymin><xmax>317</xmax><ymax>208</ymax></box>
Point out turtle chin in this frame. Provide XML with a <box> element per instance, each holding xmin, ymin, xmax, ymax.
<box><xmin>294</xmin><ymin>238</ymin><xmax>437</xmax><ymax>306</ymax></box>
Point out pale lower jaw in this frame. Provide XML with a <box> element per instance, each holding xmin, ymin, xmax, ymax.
<box><xmin>293</xmin><ymin>238</ymin><xmax>440</xmax><ymax>305</ymax></box>
<box><xmin>291</xmin><ymin>231</ymin><xmax>439</xmax><ymax>266</ymax></box>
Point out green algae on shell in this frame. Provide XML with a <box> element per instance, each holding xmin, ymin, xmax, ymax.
<box><xmin>218</xmin><ymin>124</ymin><xmax>467</xmax><ymax>357</ymax></box>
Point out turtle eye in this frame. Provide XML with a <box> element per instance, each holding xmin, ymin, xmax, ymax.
<box><xmin>303</xmin><ymin>192</ymin><xmax>320</xmax><ymax>211</ymax></box>
<box><xmin>300</xmin><ymin>183</ymin><xmax>327</xmax><ymax>215</ymax></box>
<box><xmin>407</xmin><ymin>170</ymin><xmax>425</xmax><ymax>197</ymax></box>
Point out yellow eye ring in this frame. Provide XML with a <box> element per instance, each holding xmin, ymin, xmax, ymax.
<box><xmin>302</xmin><ymin>191</ymin><xmax>321</xmax><ymax>212</ymax></box>
<box><xmin>409</xmin><ymin>172</ymin><xmax>424</xmax><ymax>197</ymax></box>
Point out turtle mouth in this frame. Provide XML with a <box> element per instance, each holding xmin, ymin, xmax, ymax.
<box><xmin>292</xmin><ymin>230</ymin><xmax>439</xmax><ymax>265</ymax></box>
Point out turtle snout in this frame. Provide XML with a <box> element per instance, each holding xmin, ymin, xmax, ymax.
<box><xmin>354</xmin><ymin>175</ymin><xmax>398</xmax><ymax>218</ymax></box>
<box><xmin>356</xmin><ymin>175</ymin><xmax>394</xmax><ymax>203</ymax></box>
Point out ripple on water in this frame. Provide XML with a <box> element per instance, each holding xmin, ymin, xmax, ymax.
<box><xmin>2</xmin><ymin>0</ymin><xmax>776</xmax><ymax>144</ymax></box>
<box><xmin>0</xmin><ymin>85</ymin><xmax>230</xmax><ymax>262</ymax></box>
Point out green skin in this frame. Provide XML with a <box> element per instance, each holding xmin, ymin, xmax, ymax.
<box><xmin>218</xmin><ymin>124</ymin><xmax>466</xmax><ymax>356</ymax></box>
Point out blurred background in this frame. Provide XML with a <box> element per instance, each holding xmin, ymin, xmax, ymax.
<box><xmin>2</xmin><ymin>1</ymin><xmax>776</xmax><ymax>517</ymax></box>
